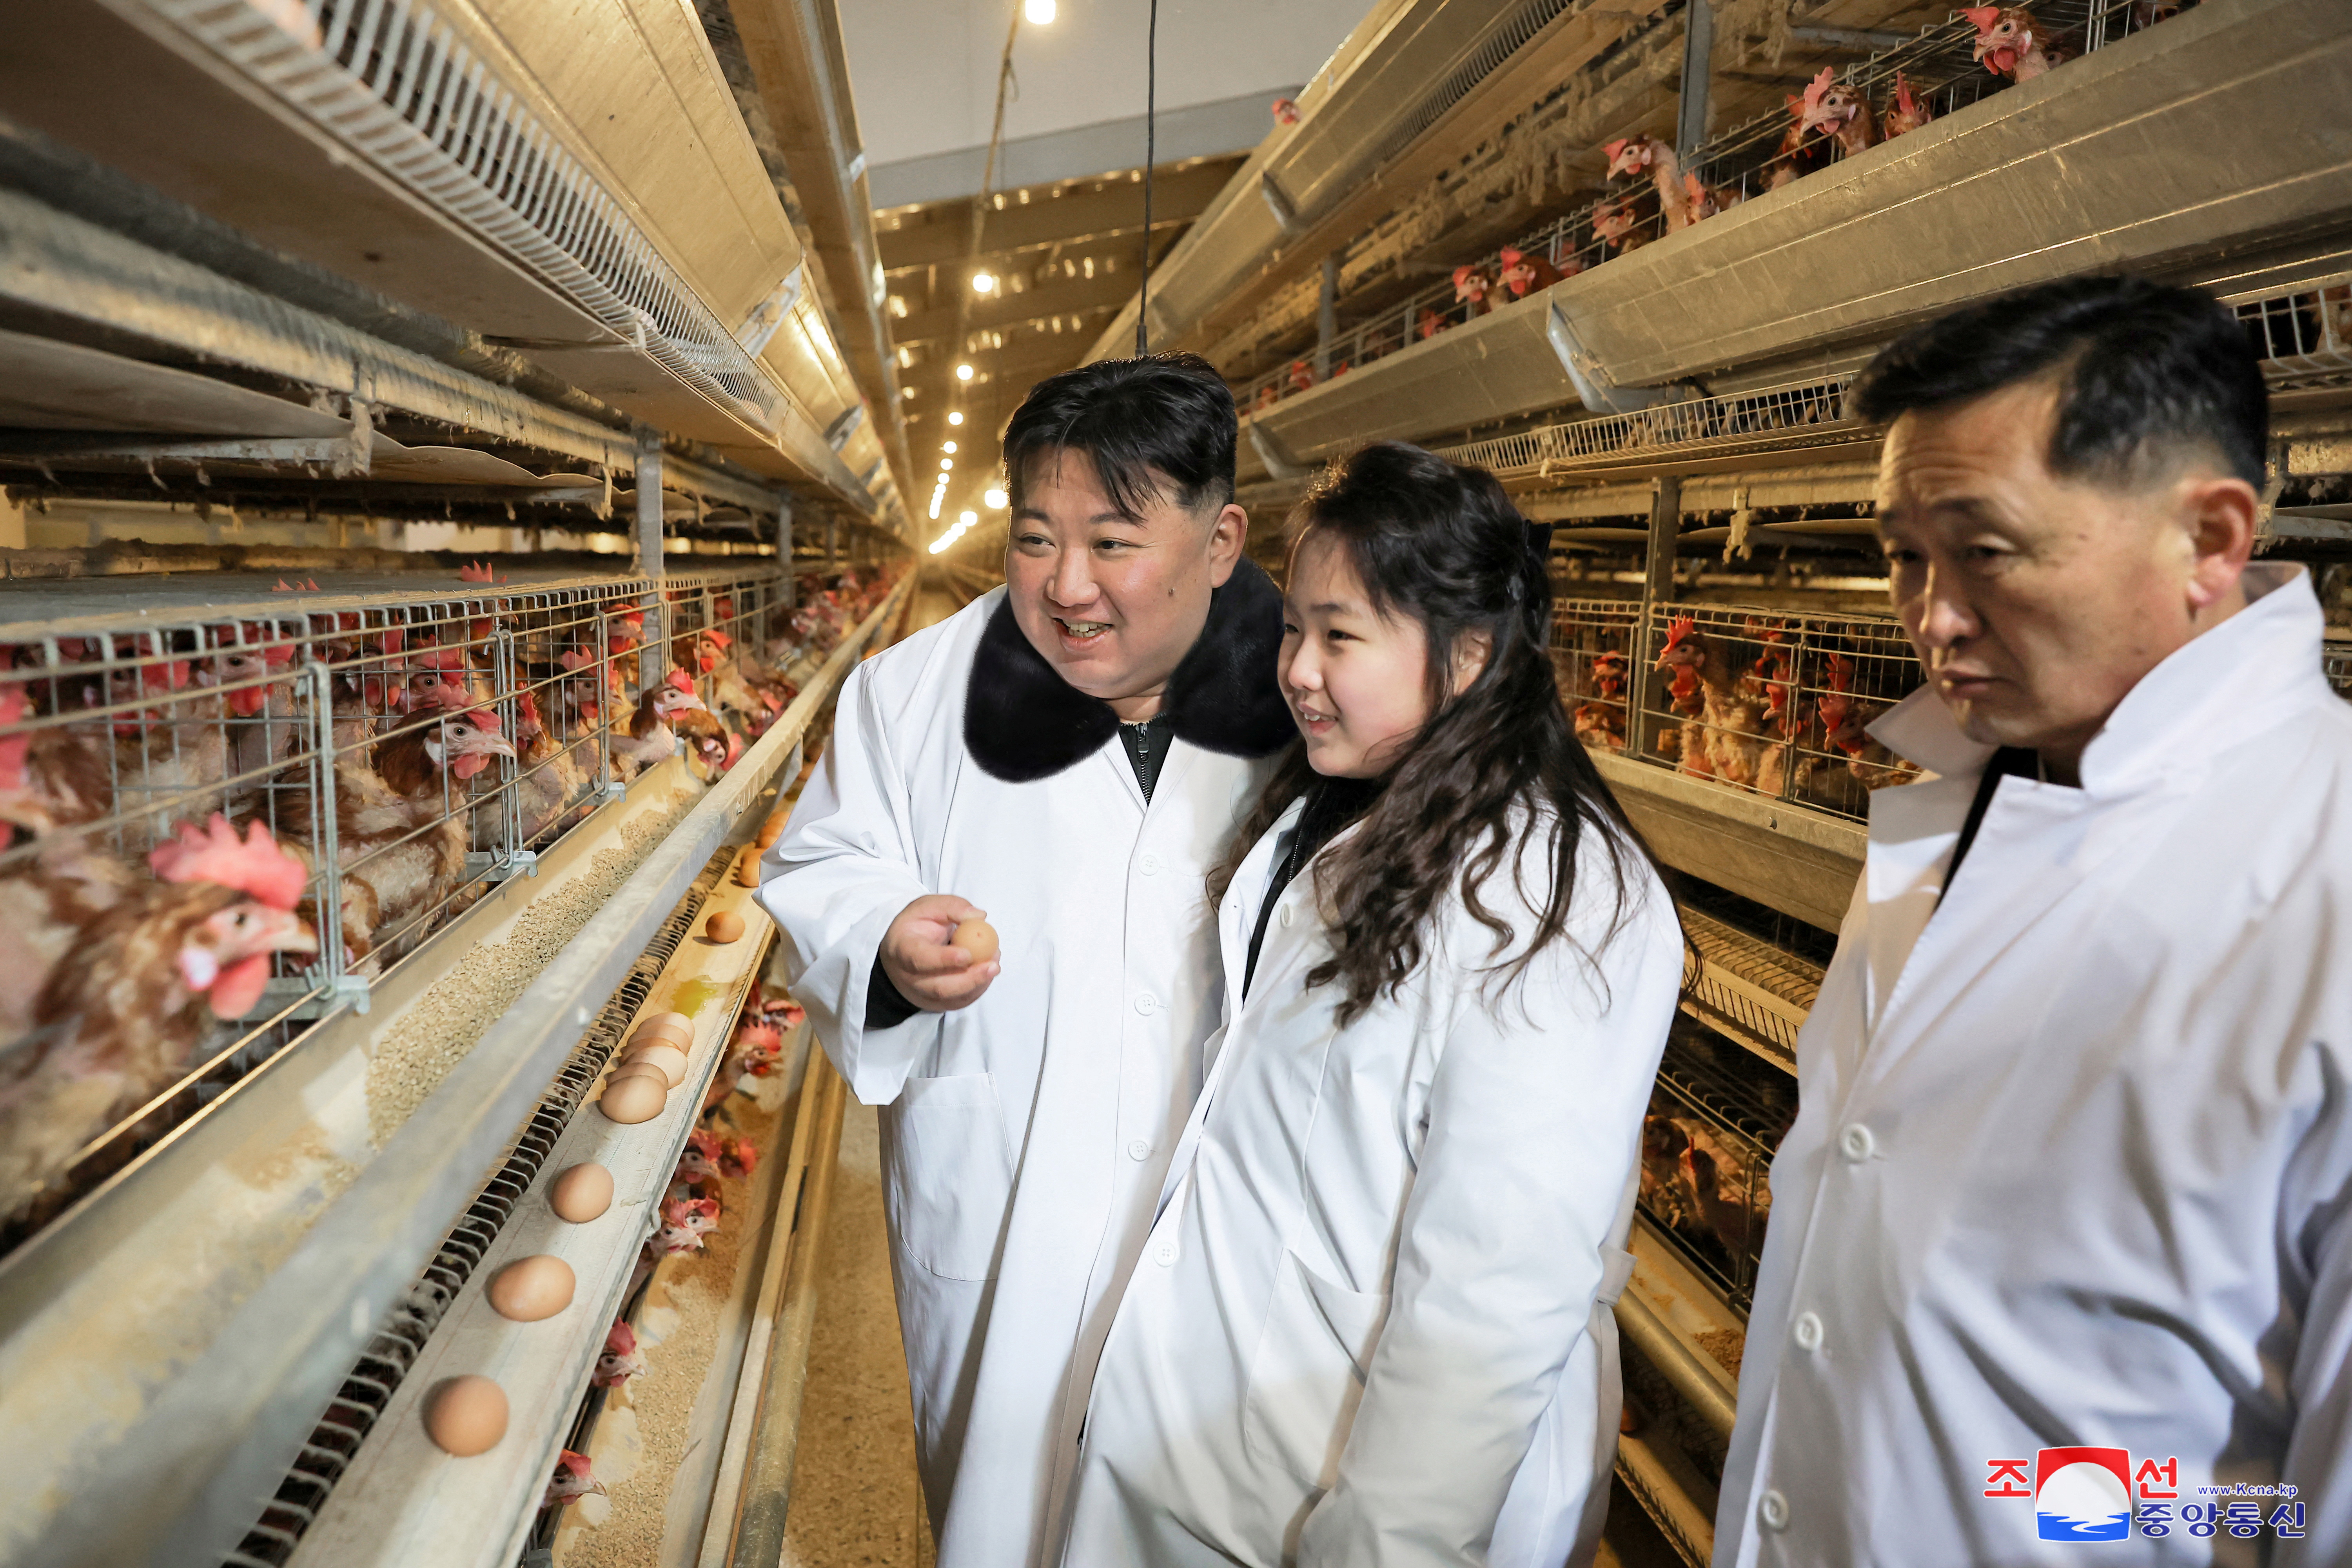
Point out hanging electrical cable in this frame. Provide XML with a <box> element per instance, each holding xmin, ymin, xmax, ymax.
<box><xmin>1136</xmin><ymin>0</ymin><xmax>1159</xmax><ymax>356</ymax></box>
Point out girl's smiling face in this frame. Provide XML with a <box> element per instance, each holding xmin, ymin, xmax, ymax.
<box><xmin>1279</xmin><ymin>533</ymin><xmax>1437</xmax><ymax>779</ymax></box>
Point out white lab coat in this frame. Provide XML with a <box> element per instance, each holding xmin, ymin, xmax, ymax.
<box><xmin>1065</xmin><ymin>798</ymin><xmax>1684</xmax><ymax>1568</ymax></box>
<box><xmin>760</xmin><ymin>586</ymin><xmax>1274</xmax><ymax>1568</ymax></box>
<box><xmin>1716</xmin><ymin>564</ymin><xmax>2352</xmax><ymax>1567</ymax></box>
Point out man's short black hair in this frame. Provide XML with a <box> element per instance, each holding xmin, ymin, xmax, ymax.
<box><xmin>1000</xmin><ymin>352</ymin><xmax>1237</xmax><ymax>520</ymax></box>
<box><xmin>1851</xmin><ymin>274</ymin><xmax>2268</xmax><ymax>489</ymax></box>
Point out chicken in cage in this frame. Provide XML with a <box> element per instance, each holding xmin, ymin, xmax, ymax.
<box><xmin>1551</xmin><ymin>599</ymin><xmax>1641</xmax><ymax>755</ymax></box>
<box><xmin>0</xmin><ymin>561</ymin><xmax>903</xmax><ymax>1237</ymax></box>
<box><xmin>1637</xmin><ymin>1026</ymin><xmax>1798</xmax><ymax>1311</ymax></box>
<box><xmin>1647</xmin><ymin>610</ymin><xmax>1923</xmax><ymax>820</ymax></box>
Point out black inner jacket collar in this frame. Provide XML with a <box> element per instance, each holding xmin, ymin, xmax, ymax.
<box><xmin>965</xmin><ymin>556</ymin><xmax>1294</xmax><ymax>783</ymax></box>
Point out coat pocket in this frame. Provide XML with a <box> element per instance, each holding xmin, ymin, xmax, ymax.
<box><xmin>883</xmin><ymin>1072</ymin><xmax>1015</xmax><ymax>1281</ymax></box>
<box><xmin>1241</xmin><ymin>1250</ymin><xmax>1391</xmax><ymax>1489</ymax></box>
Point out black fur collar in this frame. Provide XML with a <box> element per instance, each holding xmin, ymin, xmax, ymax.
<box><xmin>965</xmin><ymin>557</ymin><xmax>1293</xmax><ymax>783</ymax></box>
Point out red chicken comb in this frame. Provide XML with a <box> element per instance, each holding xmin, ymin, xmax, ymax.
<box><xmin>605</xmin><ymin>1320</ymin><xmax>638</xmax><ymax>1355</ymax></box>
<box><xmin>1661</xmin><ymin>616</ymin><xmax>1699</xmax><ymax>652</ymax></box>
<box><xmin>664</xmin><ymin>668</ymin><xmax>695</xmax><ymax>695</ymax></box>
<box><xmin>270</xmin><ymin>578</ymin><xmax>319</xmax><ymax>592</ymax></box>
<box><xmin>1602</xmin><ymin>137</ymin><xmax>1630</xmax><ymax>163</ymax></box>
<box><xmin>0</xmin><ymin>685</ymin><xmax>30</xmax><ymax>793</ymax></box>
<box><xmin>703</xmin><ymin>630</ymin><xmax>732</xmax><ymax>649</ymax></box>
<box><xmin>1801</xmin><ymin>66</ymin><xmax>1836</xmax><ymax>116</ymax></box>
<box><xmin>1823</xmin><ymin>651</ymin><xmax>1853</xmax><ymax>691</ymax></box>
<box><xmin>457</xmin><ymin>559</ymin><xmax>507</xmax><ymax>584</ymax></box>
<box><xmin>1499</xmin><ymin>247</ymin><xmax>1526</xmax><ymax>268</ymax></box>
<box><xmin>149</xmin><ymin>814</ymin><xmax>308</xmax><ymax>911</ymax></box>
<box><xmin>1960</xmin><ymin>5</ymin><xmax>2004</xmax><ymax>29</ymax></box>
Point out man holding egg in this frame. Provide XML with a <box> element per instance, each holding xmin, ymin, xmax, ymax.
<box><xmin>762</xmin><ymin>354</ymin><xmax>1291</xmax><ymax>1568</ymax></box>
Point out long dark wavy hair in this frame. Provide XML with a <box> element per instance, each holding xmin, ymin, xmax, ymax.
<box><xmin>1208</xmin><ymin>441</ymin><xmax>1661</xmax><ymax>1025</ymax></box>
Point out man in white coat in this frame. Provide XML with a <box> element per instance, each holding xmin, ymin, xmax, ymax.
<box><xmin>1716</xmin><ymin>275</ymin><xmax>2352</xmax><ymax>1565</ymax></box>
<box><xmin>760</xmin><ymin>354</ymin><xmax>1293</xmax><ymax>1568</ymax></box>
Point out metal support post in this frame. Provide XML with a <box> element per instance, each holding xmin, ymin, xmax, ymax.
<box><xmin>825</xmin><ymin>514</ymin><xmax>838</xmax><ymax>573</ymax></box>
<box><xmin>637</xmin><ymin>429</ymin><xmax>665</xmax><ymax>693</ymax></box>
<box><xmin>776</xmin><ymin>492</ymin><xmax>795</xmax><ymax>609</ymax></box>
<box><xmin>1627</xmin><ymin>475</ymin><xmax>1682</xmax><ymax>760</ymax></box>
<box><xmin>1315</xmin><ymin>252</ymin><xmax>1339</xmax><ymax>381</ymax></box>
<box><xmin>1675</xmin><ymin>0</ymin><xmax>1714</xmax><ymax>167</ymax></box>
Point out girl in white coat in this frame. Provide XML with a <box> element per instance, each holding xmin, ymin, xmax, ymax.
<box><xmin>1064</xmin><ymin>442</ymin><xmax>1686</xmax><ymax>1568</ymax></box>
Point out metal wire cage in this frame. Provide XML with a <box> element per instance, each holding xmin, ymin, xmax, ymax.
<box><xmin>1236</xmin><ymin>0</ymin><xmax>2193</xmax><ymax>414</ymax></box>
<box><xmin>1552</xmin><ymin>596</ymin><xmax>1641</xmax><ymax>756</ymax></box>
<box><xmin>1639</xmin><ymin>1024</ymin><xmax>1797</xmax><ymax>1311</ymax></box>
<box><xmin>0</xmin><ymin>560</ymin><xmax>897</xmax><ymax>1244</ymax></box>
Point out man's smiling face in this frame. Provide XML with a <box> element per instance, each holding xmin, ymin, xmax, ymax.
<box><xmin>1002</xmin><ymin>447</ymin><xmax>1245</xmax><ymax>721</ymax></box>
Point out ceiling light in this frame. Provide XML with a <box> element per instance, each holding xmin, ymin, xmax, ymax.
<box><xmin>943</xmin><ymin>441</ymin><xmax>957</xmax><ymax>454</ymax></box>
<box><xmin>956</xmin><ymin>363</ymin><xmax>974</xmax><ymax>381</ymax></box>
<box><xmin>984</xmin><ymin>487</ymin><xmax>1007</xmax><ymax>508</ymax></box>
<box><xmin>929</xmin><ymin>492</ymin><xmax>943</xmax><ymax>519</ymax></box>
<box><xmin>972</xmin><ymin>272</ymin><xmax>996</xmax><ymax>293</ymax></box>
<box><xmin>941</xmin><ymin>457</ymin><xmax>954</xmax><ymax>470</ymax></box>
<box><xmin>960</xmin><ymin>510</ymin><xmax>978</xmax><ymax>526</ymax></box>
<box><xmin>948</xmin><ymin>411</ymin><xmax>964</xmax><ymax>426</ymax></box>
<box><xmin>1024</xmin><ymin>0</ymin><xmax>1055</xmax><ymax>22</ymax></box>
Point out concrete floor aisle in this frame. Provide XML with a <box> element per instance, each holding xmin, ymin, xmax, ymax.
<box><xmin>781</xmin><ymin>1099</ymin><xmax>934</xmax><ymax>1568</ymax></box>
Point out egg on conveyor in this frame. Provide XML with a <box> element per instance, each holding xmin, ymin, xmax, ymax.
<box><xmin>637</xmin><ymin>1011</ymin><xmax>693</xmax><ymax>1042</ymax></box>
<box><xmin>757</xmin><ymin>812</ymin><xmax>787</xmax><ymax>849</ymax></box>
<box><xmin>736</xmin><ymin>849</ymin><xmax>762</xmax><ymax>888</ymax></box>
<box><xmin>633</xmin><ymin>1018</ymin><xmax>693</xmax><ymax>1051</ymax></box>
<box><xmin>425</xmin><ymin>1374</ymin><xmax>509</xmax><ymax>1456</ymax></box>
<box><xmin>622</xmin><ymin>1041</ymin><xmax>688</xmax><ymax>1087</ymax></box>
<box><xmin>706</xmin><ymin>909</ymin><xmax>745</xmax><ymax>944</ymax></box>
<box><xmin>488</xmin><ymin>1254</ymin><xmax>576</xmax><ymax>1321</ymax></box>
<box><xmin>550</xmin><ymin>1163</ymin><xmax>613</xmax><ymax>1223</ymax></box>
<box><xmin>953</xmin><ymin>917</ymin><xmax>1000</xmax><ymax>965</ymax></box>
<box><xmin>600</xmin><ymin>1072</ymin><xmax>668</xmax><ymax>1125</ymax></box>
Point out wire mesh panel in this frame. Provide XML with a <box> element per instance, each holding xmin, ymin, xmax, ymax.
<box><xmin>1640</xmin><ymin>1024</ymin><xmax>1796</xmax><ymax>1311</ymax></box>
<box><xmin>0</xmin><ymin>559</ymin><xmax>892</xmax><ymax>1247</ymax></box>
<box><xmin>1552</xmin><ymin>597</ymin><xmax>1641</xmax><ymax>755</ymax></box>
<box><xmin>1440</xmin><ymin>375</ymin><xmax>1856</xmax><ymax>480</ymax></box>
<box><xmin>2239</xmin><ymin>284</ymin><xmax>2352</xmax><ymax>391</ymax></box>
<box><xmin>1234</xmin><ymin>2</ymin><xmax>2216</xmax><ymax>417</ymax></box>
<box><xmin>1642</xmin><ymin>604</ymin><xmax>1924</xmax><ymax>822</ymax></box>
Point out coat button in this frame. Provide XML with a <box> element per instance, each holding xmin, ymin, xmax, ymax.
<box><xmin>1135</xmin><ymin>992</ymin><xmax>1158</xmax><ymax>1016</ymax></box>
<box><xmin>1127</xmin><ymin>1139</ymin><xmax>1151</xmax><ymax>1161</ymax></box>
<box><xmin>1759</xmin><ymin>1489</ymin><xmax>1791</xmax><ymax>1531</ymax></box>
<box><xmin>1792</xmin><ymin>1311</ymin><xmax>1824</xmax><ymax>1352</ymax></box>
<box><xmin>1138</xmin><ymin>853</ymin><xmax>1160</xmax><ymax>875</ymax></box>
<box><xmin>1154</xmin><ymin>1243</ymin><xmax>1177</xmax><ymax>1267</ymax></box>
<box><xmin>1840</xmin><ymin>1123</ymin><xmax>1876</xmax><ymax>1163</ymax></box>
<box><xmin>1277</xmin><ymin>904</ymin><xmax>1293</xmax><ymax>928</ymax></box>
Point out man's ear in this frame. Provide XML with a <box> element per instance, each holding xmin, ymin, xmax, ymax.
<box><xmin>2180</xmin><ymin>473</ymin><xmax>2258</xmax><ymax>615</ymax></box>
<box><xmin>1205</xmin><ymin>502</ymin><xmax>1248</xmax><ymax>587</ymax></box>
<box><xmin>1450</xmin><ymin>627</ymin><xmax>1493</xmax><ymax>697</ymax></box>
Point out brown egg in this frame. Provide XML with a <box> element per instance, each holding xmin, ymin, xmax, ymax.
<box><xmin>621</xmin><ymin>1041</ymin><xmax>688</xmax><ymax>1088</ymax></box>
<box><xmin>638</xmin><ymin>1011</ymin><xmax>692</xmax><ymax>1040</ymax></box>
<box><xmin>549</xmin><ymin>1163</ymin><xmax>613</xmax><ymax>1223</ymax></box>
<box><xmin>735</xmin><ymin>851</ymin><xmax>762</xmax><ymax>888</ymax></box>
<box><xmin>953</xmin><ymin>917</ymin><xmax>1000</xmax><ymax>965</ymax></box>
<box><xmin>632</xmin><ymin>1016</ymin><xmax>694</xmax><ymax>1049</ymax></box>
<box><xmin>600</xmin><ymin>1072</ymin><xmax>668</xmax><ymax>1125</ymax></box>
<box><xmin>425</xmin><ymin>1375</ymin><xmax>508</xmax><ymax>1456</ymax></box>
<box><xmin>488</xmin><ymin>1254</ymin><xmax>575</xmax><ymax>1321</ymax></box>
<box><xmin>757</xmin><ymin>812</ymin><xmax>788</xmax><ymax>849</ymax></box>
<box><xmin>706</xmin><ymin>909</ymin><xmax>745</xmax><ymax>944</ymax></box>
<box><xmin>607</xmin><ymin>1061</ymin><xmax>670</xmax><ymax>1094</ymax></box>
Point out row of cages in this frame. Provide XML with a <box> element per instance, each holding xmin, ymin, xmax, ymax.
<box><xmin>1238</xmin><ymin>0</ymin><xmax>2273</xmax><ymax>414</ymax></box>
<box><xmin>0</xmin><ymin>560</ymin><xmax>904</xmax><ymax>1245</ymax></box>
<box><xmin>1558</xmin><ymin>598</ymin><xmax>2352</xmax><ymax>824</ymax></box>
